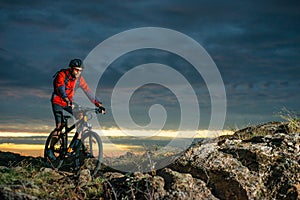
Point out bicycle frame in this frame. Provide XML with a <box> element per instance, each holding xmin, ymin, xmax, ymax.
<box><xmin>60</xmin><ymin>107</ymin><xmax>99</xmax><ymax>145</ymax></box>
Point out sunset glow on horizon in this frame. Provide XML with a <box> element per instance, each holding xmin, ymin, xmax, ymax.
<box><xmin>0</xmin><ymin>128</ymin><xmax>233</xmax><ymax>138</ymax></box>
<box><xmin>0</xmin><ymin>142</ymin><xmax>147</xmax><ymax>158</ymax></box>
<box><xmin>0</xmin><ymin>129</ymin><xmax>233</xmax><ymax>158</ymax></box>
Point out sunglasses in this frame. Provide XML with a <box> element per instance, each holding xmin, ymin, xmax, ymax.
<box><xmin>73</xmin><ymin>68</ymin><xmax>83</xmax><ymax>72</ymax></box>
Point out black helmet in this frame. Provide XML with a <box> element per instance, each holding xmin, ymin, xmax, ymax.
<box><xmin>69</xmin><ymin>59</ymin><xmax>83</xmax><ymax>69</ymax></box>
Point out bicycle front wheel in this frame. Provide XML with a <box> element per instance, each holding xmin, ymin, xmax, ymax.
<box><xmin>80</xmin><ymin>131</ymin><xmax>103</xmax><ymax>176</ymax></box>
<box><xmin>44</xmin><ymin>130</ymin><xmax>66</xmax><ymax>169</ymax></box>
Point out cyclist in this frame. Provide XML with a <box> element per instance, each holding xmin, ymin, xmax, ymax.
<box><xmin>49</xmin><ymin>58</ymin><xmax>105</xmax><ymax>160</ymax></box>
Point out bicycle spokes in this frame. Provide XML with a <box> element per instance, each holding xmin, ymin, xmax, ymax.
<box><xmin>44</xmin><ymin>133</ymin><xmax>65</xmax><ymax>169</ymax></box>
<box><xmin>79</xmin><ymin>131</ymin><xmax>102</xmax><ymax>176</ymax></box>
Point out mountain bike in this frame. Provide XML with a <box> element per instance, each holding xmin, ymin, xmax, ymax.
<box><xmin>44</xmin><ymin>106</ymin><xmax>104</xmax><ymax>176</ymax></box>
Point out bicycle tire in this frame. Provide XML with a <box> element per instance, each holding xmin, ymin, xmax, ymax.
<box><xmin>79</xmin><ymin>131</ymin><xmax>103</xmax><ymax>176</ymax></box>
<box><xmin>44</xmin><ymin>130</ymin><xmax>66</xmax><ymax>169</ymax></box>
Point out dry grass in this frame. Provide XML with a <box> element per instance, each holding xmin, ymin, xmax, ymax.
<box><xmin>278</xmin><ymin>107</ymin><xmax>300</xmax><ymax>132</ymax></box>
<box><xmin>0</xmin><ymin>159</ymin><xmax>105</xmax><ymax>199</ymax></box>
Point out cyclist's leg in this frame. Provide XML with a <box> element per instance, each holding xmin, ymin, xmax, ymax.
<box><xmin>71</xmin><ymin>107</ymin><xmax>84</xmax><ymax>139</ymax></box>
<box><xmin>50</xmin><ymin>104</ymin><xmax>65</xmax><ymax>148</ymax></box>
<box><xmin>61</xmin><ymin>105</ymin><xmax>82</xmax><ymax>152</ymax></box>
<box><xmin>68</xmin><ymin>130</ymin><xmax>82</xmax><ymax>152</ymax></box>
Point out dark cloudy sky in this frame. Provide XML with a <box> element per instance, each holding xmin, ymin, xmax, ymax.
<box><xmin>0</xmin><ymin>0</ymin><xmax>299</xmax><ymax>132</ymax></box>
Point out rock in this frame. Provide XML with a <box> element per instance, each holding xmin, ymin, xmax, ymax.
<box><xmin>40</xmin><ymin>167</ymin><xmax>53</xmax><ymax>173</ymax></box>
<box><xmin>0</xmin><ymin>151</ymin><xmax>43</xmax><ymax>167</ymax></box>
<box><xmin>171</xmin><ymin>121</ymin><xmax>300</xmax><ymax>200</ymax></box>
<box><xmin>151</xmin><ymin>175</ymin><xmax>166</xmax><ymax>199</ymax></box>
<box><xmin>0</xmin><ymin>166</ymin><xmax>9</xmax><ymax>172</ymax></box>
<box><xmin>104</xmin><ymin>171</ymin><xmax>166</xmax><ymax>200</ymax></box>
<box><xmin>103</xmin><ymin>172</ymin><xmax>125</xmax><ymax>180</ymax></box>
<box><xmin>158</xmin><ymin>168</ymin><xmax>218</xmax><ymax>200</ymax></box>
<box><xmin>13</xmin><ymin>166</ymin><xmax>23</xmax><ymax>172</ymax></box>
<box><xmin>291</xmin><ymin>184</ymin><xmax>300</xmax><ymax>199</ymax></box>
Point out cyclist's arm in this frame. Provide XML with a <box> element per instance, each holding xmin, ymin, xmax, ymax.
<box><xmin>78</xmin><ymin>76</ymin><xmax>102</xmax><ymax>106</ymax></box>
<box><xmin>55</xmin><ymin>72</ymin><xmax>68</xmax><ymax>99</ymax></box>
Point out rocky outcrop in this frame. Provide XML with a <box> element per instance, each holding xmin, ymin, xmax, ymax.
<box><xmin>103</xmin><ymin>169</ymin><xmax>218</xmax><ymax>200</ymax></box>
<box><xmin>0</xmin><ymin>121</ymin><xmax>299</xmax><ymax>199</ymax></box>
<box><xmin>105</xmin><ymin>121</ymin><xmax>300</xmax><ymax>199</ymax></box>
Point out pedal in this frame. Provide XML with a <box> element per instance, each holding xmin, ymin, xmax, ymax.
<box><xmin>66</xmin><ymin>147</ymin><xmax>75</xmax><ymax>156</ymax></box>
<box><xmin>67</xmin><ymin>147</ymin><xmax>73</xmax><ymax>153</ymax></box>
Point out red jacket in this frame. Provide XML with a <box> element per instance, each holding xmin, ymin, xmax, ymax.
<box><xmin>52</xmin><ymin>68</ymin><xmax>100</xmax><ymax>107</ymax></box>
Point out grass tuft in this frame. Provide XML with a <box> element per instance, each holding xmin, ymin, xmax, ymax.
<box><xmin>277</xmin><ymin>107</ymin><xmax>300</xmax><ymax>132</ymax></box>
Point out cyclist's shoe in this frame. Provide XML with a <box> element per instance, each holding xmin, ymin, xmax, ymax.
<box><xmin>47</xmin><ymin>149</ymin><xmax>56</xmax><ymax>161</ymax></box>
<box><xmin>67</xmin><ymin>139</ymin><xmax>82</xmax><ymax>156</ymax></box>
<box><xmin>85</xmin><ymin>152</ymin><xmax>94</xmax><ymax>158</ymax></box>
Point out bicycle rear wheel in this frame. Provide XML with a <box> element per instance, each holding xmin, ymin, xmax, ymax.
<box><xmin>80</xmin><ymin>131</ymin><xmax>103</xmax><ymax>176</ymax></box>
<box><xmin>44</xmin><ymin>130</ymin><xmax>65</xmax><ymax>169</ymax></box>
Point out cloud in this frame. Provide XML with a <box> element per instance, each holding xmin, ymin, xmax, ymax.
<box><xmin>0</xmin><ymin>85</ymin><xmax>50</xmax><ymax>100</ymax></box>
<box><xmin>0</xmin><ymin>50</ymin><xmax>52</xmax><ymax>88</ymax></box>
<box><xmin>0</xmin><ymin>0</ymin><xmax>299</xmax><ymax>131</ymax></box>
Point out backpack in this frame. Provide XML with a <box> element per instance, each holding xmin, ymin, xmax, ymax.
<box><xmin>53</xmin><ymin>69</ymin><xmax>80</xmax><ymax>95</ymax></box>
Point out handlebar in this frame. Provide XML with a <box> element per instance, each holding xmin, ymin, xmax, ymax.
<box><xmin>60</xmin><ymin>103</ymin><xmax>105</xmax><ymax>124</ymax></box>
<box><xmin>73</xmin><ymin>105</ymin><xmax>106</xmax><ymax>115</ymax></box>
